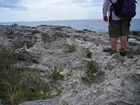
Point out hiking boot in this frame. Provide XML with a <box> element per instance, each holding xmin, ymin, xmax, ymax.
<box><xmin>119</xmin><ymin>51</ymin><xmax>126</xmax><ymax>57</ymax></box>
<box><xmin>109</xmin><ymin>50</ymin><xmax>117</xmax><ymax>55</ymax></box>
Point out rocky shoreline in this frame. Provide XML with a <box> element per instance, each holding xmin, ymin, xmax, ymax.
<box><xmin>0</xmin><ymin>25</ymin><xmax>140</xmax><ymax>105</ymax></box>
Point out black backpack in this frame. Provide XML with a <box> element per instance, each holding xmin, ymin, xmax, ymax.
<box><xmin>110</xmin><ymin>0</ymin><xmax>137</xmax><ymax>19</ymax></box>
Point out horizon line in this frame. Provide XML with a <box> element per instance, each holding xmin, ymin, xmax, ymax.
<box><xmin>0</xmin><ymin>18</ymin><xmax>140</xmax><ymax>23</ymax></box>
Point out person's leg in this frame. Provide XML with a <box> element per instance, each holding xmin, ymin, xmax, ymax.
<box><xmin>120</xmin><ymin>36</ymin><xmax>127</xmax><ymax>52</ymax></box>
<box><xmin>109</xmin><ymin>20</ymin><xmax>120</xmax><ymax>54</ymax></box>
<box><xmin>110</xmin><ymin>38</ymin><xmax>117</xmax><ymax>53</ymax></box>
<box><xmin>120</xmin><ymin>19</ymin><xmax>130</xmax><ymax>54</ymax></box>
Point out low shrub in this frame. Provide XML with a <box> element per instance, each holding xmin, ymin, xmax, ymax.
<box><xmin>27</xmin><ymin>29</ymin><xmax>40</xmax><ymax>35</ymax></box>
<box><xmin>48</xmin><ymin>66</ymin><xmax>64</xmax><ymax>81</ymax></box>
<box><xmin>128</xmin><ymin>41</ymin><xmax>137</xmax><ymax>46</ymax></box>
<box><xmin>66</xmin><ymin>45</ymin><xmax>76</xmax><ymax>53</ymax></box>
<box><xmin>0</xmin><ymin>45</ymin><xmax>62</xmax><ymax>105</ymax></box>
<box><xmin>126</xmin><ymin>48</ymin><xmax>140</xmax><ymax>58</ymax></box>
<box><xmin>82</xmin><ymin>60</ymin><xmax>99</xmax><ymax>83</ymax></box>
<box><xmin>53</xmin><ymin>32</ymin><xmax>64</xmax><ymax>37</ymax></box>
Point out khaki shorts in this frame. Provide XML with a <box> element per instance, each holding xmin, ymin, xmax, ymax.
<box><xmin>109</xmin><ymin>19</ymin><xmax>130</xmax><ymax>38</ymax></box>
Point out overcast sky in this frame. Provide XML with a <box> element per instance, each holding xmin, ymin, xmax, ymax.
<box><xmin>0</xmin><ymin>0</ymin><xmax>140</xmax><ymax>22</ymax></box>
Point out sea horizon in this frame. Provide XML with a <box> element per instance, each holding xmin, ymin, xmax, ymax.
<box><xmin>0</xmin><ymin>19</ymin><xmax>140</xmax><ymax>32</ymax></box>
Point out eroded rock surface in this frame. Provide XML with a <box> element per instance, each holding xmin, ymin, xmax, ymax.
<box><xmin>0</xmin><ymin>25</ymin><xmax>140</xmax><ymax>105</ymax></box>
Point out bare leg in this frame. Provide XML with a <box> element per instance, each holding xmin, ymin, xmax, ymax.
<box><xmin>120</xmin><ymin>36</ymin><xmax>127</xmax><ymax>52</ymax></box>
<box><xmin>110</xmin><ymin>38</ymin><xmax>117</xmax><ymax>53</ymax></box>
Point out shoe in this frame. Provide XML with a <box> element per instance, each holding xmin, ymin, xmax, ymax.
<box><xmin>103</xmin><ymin>47</ymin><xmax>112</xmax><ymax>52</ymax></box>
<box><xmin>109</xmin><ymin>51</ymin><xmax>113</xmax><ymax>55</ymax></box>
<box><xmin>110</xmin><ymin>51</ymin><xmax>117</xmax><ymax>55</ymax></box>
<box><xmin>119</xmin><ymin>51</ymin><xmax>126</xmax><ymax>57</ymax></box>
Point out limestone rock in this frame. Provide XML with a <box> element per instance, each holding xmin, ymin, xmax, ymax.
<box><xmin>19</xmin><ymin>98</ymin><xmax>59</xmax><ymax>105</ymax></box>
<box><xmin>0</xmin><ymin>25</ymin><xmax>140</xmax><ymax>105</ymax></box>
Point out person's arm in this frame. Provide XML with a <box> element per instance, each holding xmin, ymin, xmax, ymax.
<box><xmin>102</xmin><ymin>0</ymin><xmax>110</xmax><ymax>22</ymax></box>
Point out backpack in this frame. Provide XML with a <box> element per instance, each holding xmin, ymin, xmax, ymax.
<box><xmin>110</xmin><ymin>0</ymin><xmax>137</xmax><ymax>19</ymax></box>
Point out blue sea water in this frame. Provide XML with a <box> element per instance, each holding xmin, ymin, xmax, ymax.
<box><xmin>0</xmin><ymin>19</ymin><xmax>140</xmax><ymax>32</ymax></box>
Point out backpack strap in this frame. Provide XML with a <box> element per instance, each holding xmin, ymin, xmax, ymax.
<box><xmin>110</xmin><ymin>0</ymin><xmax>113</xmax><ymax>4</ymax></box>
<box><xmin>109</xmin><ymin>0</ymin><xmax>114</xmax><ymax>20</ymax></box>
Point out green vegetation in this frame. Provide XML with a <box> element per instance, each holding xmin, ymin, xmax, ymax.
<box><xmin>7</xmin><ymin>35</ymin><xmax>15</xmax><ymax>39</ymax></box>
<box><xmin>41</xmin><ymin>33</ymin><xmax>51</xmax><ymax>43</ymax></box>
<box><xmin>126</xmin><ymin>48</ymin><xmax>140</xmax><ymax>58</ymax></box>
<box><xmin>82</xmin><ymin>60</ymin><xmax>99</xmax><ymax>83</ymax></box>
<box><xmin>0</xmin><ymin>45</ymin><xmax>63</xmax><ymax>105</ymax></box>
<box><xmin>66</xmin><ymin>45</ymin><xmax>76</xmax><ymax>53</ymax></box>
<box><xmin>12</xmin><ymin>41</ymin><xmax>33</xmax><ymax>49</ymax></box>
<box><xmin>133</xmin><ymin>48</ymin><xmax>140</xmax><ymax>55</ymax></box>
<box><xmin>83</xmin><ymin>36</ymin><xmax>88</xmax><ymax>41</ymax></box>
<box><xmin>128</xmin><ymin>41</ymin><xmax>137</xmax><ymax>46</ymax></box>
<box><xmin>48</xmin><ymin>66</ymin><xmax>64</xmax><ymax>81</ymax></box>
<box><xmin>53</xmin><ymin>31</ymin><xmax>64</xmax><ymax>37</ymax></box>
<box><xmin>12</xmin><ymin>41</ymin><xmax>26</xmax><ymax>49</ymax></box>
<box><xmin>27</xmin><ymin>29</ymin><xmax>40</xmax><ymax>34</ymax></box>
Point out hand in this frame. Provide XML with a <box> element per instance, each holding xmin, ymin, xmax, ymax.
<box><xmin>103</xmin><ymin>16</ymin><xmax>108</xmax><ymax>22</ymax></box>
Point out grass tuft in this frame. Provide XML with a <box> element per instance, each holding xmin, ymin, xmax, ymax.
<box><xmin>48</xmin><ymin>66</ymin><xmax>64</xmax><ymax>81</ymax></box>
<box><xmin>66</xmin><ymin>45</ymin><xmax>76</xmax><ymax>53</ymax></box>
<box><xmin>0</xmin><ymin>45</ymin><xmax>62</xmax><ymax>105</ymax></box>
<box><xmin>128</xmin><ymin>41</ymin><xmax>137</xmax><ymax>46</ymax></box>
<box><xmin>126</xmin><ymin>48</ymin><xmax>140</xmax><ymax>58</ymax></box>
<box><xmin>53</xmin><ymin>32</ymin><xmax>64</xmax><ymax>37</ymax></box>
<box><xmin>27</xmin><ymin>29</ymin><xmax>40</xmax><ymax>35</ymax></box>
<box><xmin>82</xmin><ymin>60</ymin><xmax>99</xmax><ymax>83</ymax></box>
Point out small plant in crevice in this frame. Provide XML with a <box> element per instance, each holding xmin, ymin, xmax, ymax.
<box><xmin>66</xmin><ymin>45</ymin><xmax>76</xmax><ymax>53</ymax></box>
<box><xmin>133</xmin><ymin>48</ymin><xmax>140</xmax><ymax>55</ymax></box>
<box><xmin>48</xmin><ymin>66</ymin><xmax>64</xmax><ymax>81</ymax></box>
<box><xmin>12</xmin><ymin>41</ymin><xmax>34</xmax><ymax>49</ymax></box>
<box><xmin>82</xmin><ymin>60</ymin><xmax>99</xmax><ymax>83</ymax></box>
<box><xmin>83</xmin><ymin>36</ymin><xmax>88</xmax><ymax>41</ymax></box>
<box><xmin>128</xmin><ymin>41</ymin><xmax>137</xmax><ymax>46</ymax></box>
<box><xmin>52</xmin><ymin>31</ymin><xmax>64</xmax><ymax>40</ymax></box>
<box><xmin>125</xmin><ymin>48</ymin><xmax>134</xmax><ymax>58</ymax></box>
<box><xmin>125</xmin><ymin>48</ymin><xmax>140</xmax><ymax>58</ymax></box>
<box><xmin>41</xmin><ymin>33</ymin><xmax>51</xmax><ymax>43</ymax></box>
<box><xmin>12</xmin><ymin>41</ymin><xmax>25</xmax><ymax>49</ymax></box>
<box><xmin>53</xmin><ymin>31</ymin><xmax>64</xmax><ymax>37</ymax></box>
<box><xmin>7</xmin><ymin>34</ymin><xmax>15</xmax><ymax>39</ymax></box>
<box><xmin>27</xmin><ymin>29</ymin><xmax>40</xmax><ymax>35</ymax></box>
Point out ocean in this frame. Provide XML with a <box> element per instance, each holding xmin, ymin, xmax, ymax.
<box><xmin>0</xmin><ymin>19</ymin><xmax>140</xmax><ymax>32</ymax></box>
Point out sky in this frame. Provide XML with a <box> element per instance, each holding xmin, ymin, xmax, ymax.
<box><xmin>0</xmin><ymin>0</ymin><xmax>140</xmax><ymax>22</ymax></box>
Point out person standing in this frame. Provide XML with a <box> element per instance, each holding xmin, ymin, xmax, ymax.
<box><xmin>102</xmin><ymin>0</ymin><xmax>131</xmax><ymax>56</ymax></box>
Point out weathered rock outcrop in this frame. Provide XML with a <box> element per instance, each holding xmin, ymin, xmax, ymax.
<box><xmin>130</xmin><ymin>31</ymin><xmax>140</xmax><ymax>36</ymax></box>
<box><xmin>0</xmin><ymin>25</ymin><xmax>140</xmax><ymax>105</ymax></box>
